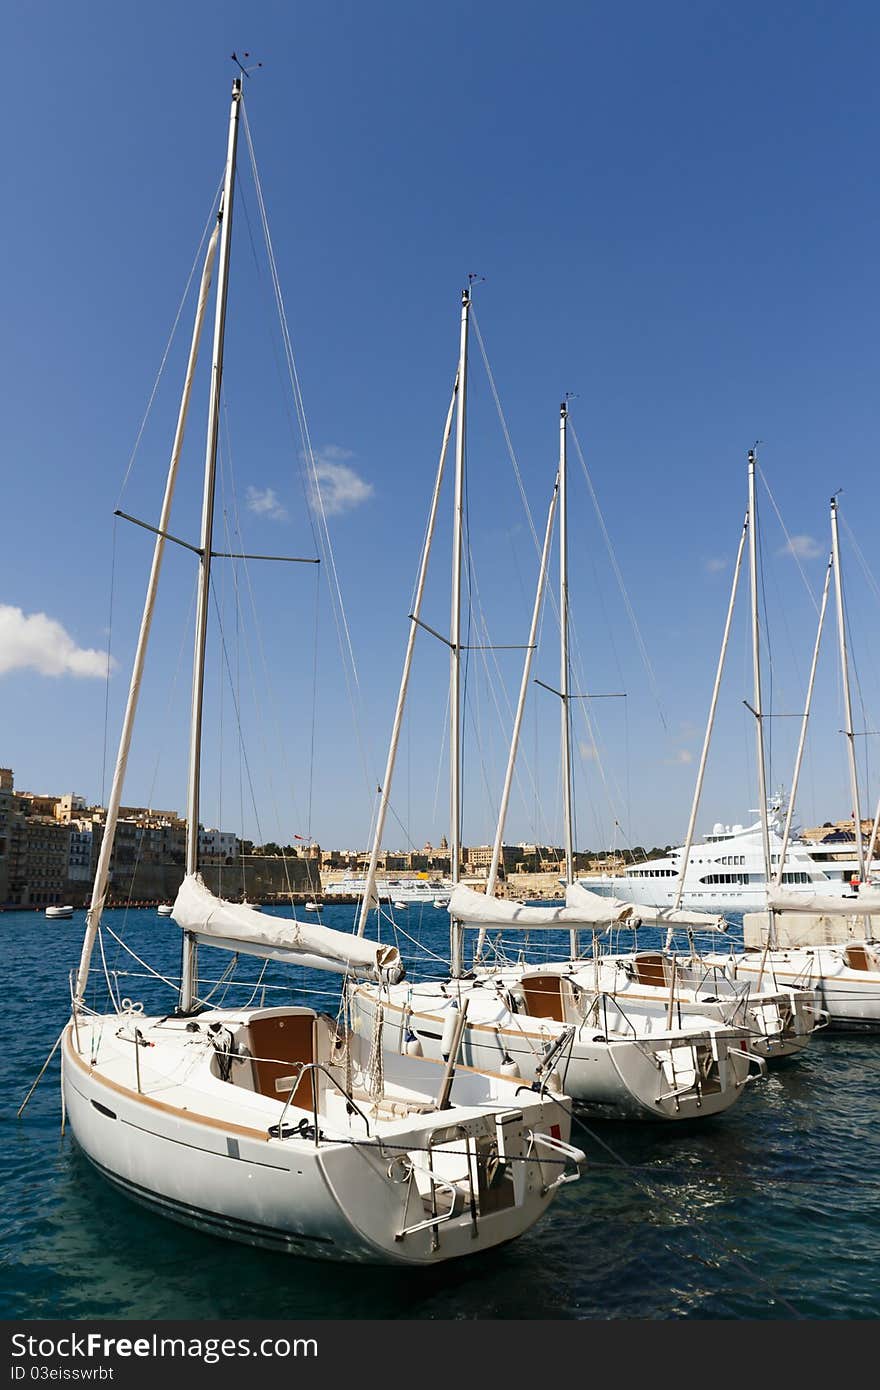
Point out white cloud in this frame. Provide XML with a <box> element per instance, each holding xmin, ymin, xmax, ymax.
<box><xmin>308</xmin><ymin>445</ymin><xmax>374</xmax><ymax>517</ymax></box>
<box><xmin>704</xmin><ymin>556</ymin><xmax>727</xmax><ymax>573</ymax></box>
<box><xmin>0</xmin><ymin>605</ymin><xmax>114</xmax><ymax>679</ymax></box>
<box><xmin>664</xmin><ymin>748</ymin><xmax>693</xmax><ymax>765</ymax></box>
<box><xmin>578</xmin><ymin>741</ymin><xmax>599</xmax><ymax>762</ymax></box>
<box><xmin>246</xmin><ymin>486</ymin><xmax>288</xmax><ymax>522</ymax></box>
<box><xmin>780</xmin><ymin>534</ymin><xmax>823</xmax><ymax>560</ymax></box>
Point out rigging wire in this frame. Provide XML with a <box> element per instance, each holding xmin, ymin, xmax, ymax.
<box><xmin>554</xmin><ymin>1096</ymin><xmax>805</xmax><ymax>1319</ymax></box>
<box><xmin>569</xmin><ymin>421</ymin><xmax>669</xmax><ymax>736</ymax></box>
<box><xmin>240</xmin><ymin>98</ymin><xmax>378</xmax><ymax>815</ymax></box>
<box><xmin>470</xmin><ymin>306</ymin><xmax>653</xmax><ymax>851</ymax></box>
<box><xmin>103</xmin><ymin>574</ymin><xmax>199</xmax><ymax>1002</ymax></box>
<box><xmin>756</xmin><ymin>463</ymin><xmax>821</xmax><ymax>616</ymax></box>
<box><xmin>209</xmin><ymin>585</ymin><xmax>267</xmax><ymax>853</ymax></box>
<box><xmin>217</xmin><ymin>400</ymin><xmax>308</xmax><ymax>895</ymax></box>
<box><xmin>114</xmin><ymin>177</ymin><xmax>225</xmax><ymax>511</ymax></box>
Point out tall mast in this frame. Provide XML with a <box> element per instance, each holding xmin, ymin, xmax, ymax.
<box><xmin>830</xmin><ymin>495</ymin><xmax>866</xmax><ymax>881</ymax></box>
<box><xmin>558</xmin><ymin>402</ymin><xmax>579</xmax><ymax>959</ymax></box>
<box><xmin>666</xmin><ymin>510</ymin><xmax>748</xmax><ymax>946</ymax></box>
<box><xmin>559</xmin><ymin>402</ymin><xmax>574</xmax><ymax>889</ymax></box>
<box><xmin>449</xmin><ymin>288</ymin><xmax>470</xmax><ymax>889</ymax></box>
<box><xmin>179</xmin><ymin>77</ymin><xmax>242</xmax><ymax>1013</ymax></box>
<box><xmin>774</xmin><ymin>554</ymin><xmax>833</xmax><ymax>886</ymax></box>
<box><xmin>747</xmin><ymin>450</ymin><xmax>774</xmax><ymax>912</ymax></box>
<box><xmin>485</xmin><ymin>472</ymin><xmax>560</xmax><ymax>901</ymax></box>
<box><xmin>474</xmin><ymin>470</ymin><xmax>558</xmax><ymax>962</ymax></box>
<box><xmin>356</xmin><ymin>377</ymin><xmax>458</xmax><ymax>935</ymax></box>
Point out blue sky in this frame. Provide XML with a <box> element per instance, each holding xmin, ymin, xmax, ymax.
<box><xmin>3</xmin><ymin>2</ymin><xmax>880</xmax><ymax>855</ymax></box>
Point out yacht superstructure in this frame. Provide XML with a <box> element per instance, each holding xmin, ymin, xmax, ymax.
<box><xmin>582</xmin><ymin>799</ymin><xmax>854</xmax><ymax>914</ymax></box>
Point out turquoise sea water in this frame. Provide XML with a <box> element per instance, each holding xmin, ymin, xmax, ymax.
<box><xmin>2</xmin><ymin>904</ymin><xmax>879</xmax><ymax>1320</ymax></box>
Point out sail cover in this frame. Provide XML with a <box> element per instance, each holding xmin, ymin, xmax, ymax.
<box><xmin>564</xmin><ymin>882</ymin><xmax>642</xmax><ymax>923</ymax></box>
<box><xmin>766</xmin><ymin>886</ymin><xmax>880</xmax><ymax>916</ymax></box>
<box><xmin>449</xmin><ymin>882</ymin><xmax>638</xmax><ymax>930</ymax></box>
<box><xmin>565</xmin><ymin>883</ymin><xmax>725</xmax><ymax>930</ymax></box>
<box><xmin>629</xmin><ymin>905</ymin><xmax>727</xmax><ymax>930</ymax></box>
<box><xmin>172</xmin><ymin>874</ymin><xmax>403</xmax><ymax>981</ymax></box>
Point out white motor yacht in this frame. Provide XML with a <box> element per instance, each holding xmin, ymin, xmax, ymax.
<box><xmin>579</xmin><ymin>796</ymin><xmax>861</xmax><ymax>916</ymax></box>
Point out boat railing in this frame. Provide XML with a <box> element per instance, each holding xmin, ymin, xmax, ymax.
<box><xmin>272</xmin><ymin>1061</ymin><xmax>372</xmax><ymax>1142</ymax></box>
<box><xmin>395</xmin><ymin>1176</ymin><xmax>462</xmax><ymax>1242</ymax></box>
<box><xmin>526</xmin><ymin>1130</ymin><xmax>585</xmax><ymax>1195</ymax></box>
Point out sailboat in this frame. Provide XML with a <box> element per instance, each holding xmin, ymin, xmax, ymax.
<box><xmin>62</xmin><ymin>78</ymin><xmax>584</xmax><ymax>1264</ymax></box>
<box><xmin>350</xmin><ymin>346</ymin><xmax>763</xmax><ymax>1118</ymax></box>
<box><xmin>565</xmin><ymin>453</ymin><xmax>824</xmax><ymax>1059</ymax></box>
<box><xmin>702</xmin><ymin>474</ymin><xmax>880</xmax><ymax>1029</ymax></box>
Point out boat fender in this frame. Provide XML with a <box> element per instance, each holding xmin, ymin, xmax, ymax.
<box><xmin>500</xmin><ymin>1052</ymin><xmax>520</xmax><ymax>1079</ymax></box>
<box><xmin>440</xmin><ymin>1002</ymin><xmax>460</xmax><ymax>1060</ymax></box>
<box><xmin>208</xmin><ymin>1023</ymin><xmax>237</xmax><ymax>1081</ymax></box>
<box><xmin>404</xmin><ymin>1028</ymin><xmax>423</xmax><ymax>1057</ymax></box>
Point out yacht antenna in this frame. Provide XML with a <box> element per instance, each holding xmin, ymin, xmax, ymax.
<box><xmin>231</xmin><ymin>51</ymin><xmax>263</xmax><ymax>78</ymax></box>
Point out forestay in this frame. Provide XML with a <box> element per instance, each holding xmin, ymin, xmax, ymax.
<box><xmin>173</xmin><ymin>874</ymin><xmax>403</xmax><ymax>981</ymax></box>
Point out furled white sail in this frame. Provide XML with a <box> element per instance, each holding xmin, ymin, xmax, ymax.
<box><xmin>767</xmin><ymin>886</ymin><xmax>880</xmax><ymax>916</ymax></box>
<box><xmin>633</xmin><ymin>906</ymin><xmax>727</xmax><ymax>931</ymax></box>
<box><xmin>172</xmin><ymin>874</ymin><xmax>403</xmax><ymax>981</ymax></box>
<box><xmin>449</xmin><ymin>882</ymin><xmax>637</xmax><ymax>930</ymax></box>
<box><xmin>564</xmin><ymin>882</ymin><xmax>641</xmax><ymax>923</ymax></box>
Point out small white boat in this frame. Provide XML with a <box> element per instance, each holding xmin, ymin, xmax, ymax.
<box><xmin>45</xmin><ymin>905</ymin><xmax>74</xmax><ymax>920</ymax></box>
<box><xmin>157</xmin><ymin>904</ymin><xmax>174</xmax><ymax>917</ymax></box>
<box><xmin>304</xmin><ymin>901</ymin><xmax>319</xmax><ymax>912</ymax></box>
<box><xmin>394</xmin><ymin>900</ymin><xmax>407</xmax><ymax>910</ymax></box>
<box><xmin>324</xmin><ymin>875</ymin><xmax>454</xmax><ymax>904</ymax></box>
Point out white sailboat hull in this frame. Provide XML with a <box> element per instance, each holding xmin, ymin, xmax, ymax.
<box><xmin>586</xmin><ymin>956</ymin><xmax>823</xmax><ymax>1061</ymax></box>
<box><xmin>349</xmin><ymin>982</ymin><xmax>761</xmax><ymax>1122</ymax></box>
<box><xmin>62</xmin><ymin>1007</ymin><xmax>581</xmax><ymax>1264</ymax></box>
<box><xmin>706</xmin><ymin>946</ymin><xmax>880</xmax><ymax>1032</ymax></box>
